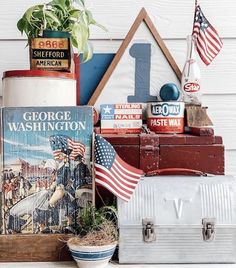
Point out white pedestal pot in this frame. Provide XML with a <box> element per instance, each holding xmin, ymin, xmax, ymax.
<box><xmin>67</xmin><ymin>240</ymin><xmax>117</xmax><ymax>268</ymax></box>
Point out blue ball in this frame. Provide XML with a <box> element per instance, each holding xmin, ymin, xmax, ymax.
<box><xmin>159</xmin><ymin>83</ymin><xmax>180</xmax><ymax>101</ymax></box>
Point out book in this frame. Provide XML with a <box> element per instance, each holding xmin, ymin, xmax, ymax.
<box><xmin>1</xmin><ymin>106</ymin><xmax>93</xmax><ymax>234</ymax></box>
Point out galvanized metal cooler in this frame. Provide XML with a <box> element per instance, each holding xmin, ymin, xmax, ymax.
<box><xmin>118</xmin><ymin>176</ymin><xmax>236</xmax><ymax>264</ymax></box>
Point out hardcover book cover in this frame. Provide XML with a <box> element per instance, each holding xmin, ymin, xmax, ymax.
<box><xmin>1</xmin><ymin>106</ymin><xmax>93</xmax><ymax>234</ymax></box>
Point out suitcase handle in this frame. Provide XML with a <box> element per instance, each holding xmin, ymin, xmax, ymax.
<box><xmin>146</xmin><ymin>168</ymin><xmax>207</xmax><ymax>176</ymax></box>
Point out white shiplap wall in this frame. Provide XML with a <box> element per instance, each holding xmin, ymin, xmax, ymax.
<box><xmin>0</xmin><ymin>0</ymin><xmax>235</xmax><ymax>175</ymax></box>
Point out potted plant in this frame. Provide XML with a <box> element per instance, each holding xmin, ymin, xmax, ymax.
<box><xmin>67</xmin><ymin>205</ymin><xmax>118</xmax><ymax>268</ymax></box>
<box><xmin>17</xmin><ymin>0</ymin><xmax>107</xmax><ymax>63</ymax></box>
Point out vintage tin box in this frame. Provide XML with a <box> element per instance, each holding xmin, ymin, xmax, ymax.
<box><xmin>103</xmin><ymin>133</ymin><xmax>224</xmax><ymax>175</ymax></box>
<box><xmin>118</xmin><ymin>176</ymin><xmax>236</xmax><ymax>263</ymax></box>
<box><xmin>100</xmin><ymin>103</ymin><xmax>143</xmax><ymax>134</ymax></box>
<box><xmin>30</xmin><ymin>38</ymin><xmax>71</xmax><ymax>71</ymax></box>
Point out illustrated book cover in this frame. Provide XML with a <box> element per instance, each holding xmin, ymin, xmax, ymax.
<box><xmin>1</xmin><ymin>106</ymin><xmax>93</xmax><ymax>234</ymax></box>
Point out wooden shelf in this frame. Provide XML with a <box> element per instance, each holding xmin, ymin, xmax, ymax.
<box><xmin>0</xmin><ymin>234</ymin><xmax>73</xmax><ymax>262</ymax></box>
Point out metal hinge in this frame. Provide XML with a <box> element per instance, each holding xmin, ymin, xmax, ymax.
<box><xmin>202</xmin><ymin>218</ymin><xmax>215</xmax><ymax>242</ymax></box>
<box><xmin>141</xmin><ymin>145</ymin><xmax>157</xmax><ymax>151</ymax></box>
<box><xmin>142</xmin><ymin>218</ymin><xmax>156</xmax><ymax>243</ymax></box>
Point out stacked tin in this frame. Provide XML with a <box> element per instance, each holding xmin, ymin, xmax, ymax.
<box><xmin>147</xmin><ymin>83</ymin><xmax>185</xmax><ymax>134</ymax></box>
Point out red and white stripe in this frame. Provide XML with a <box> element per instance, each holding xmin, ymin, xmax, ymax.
<box><xmin>52</xmin><ymin>149</ymin><xmax>63</xmax><ymax>160</ymax></box>
<box><xmin>95</xmin><ymin>154</ymin><xmax>144</xmax><ymax>202</ymax></box>
<box><xmin>52</xmin><ymin>139</ymin><xmax>85</xmax><ymax>160</ymax></box>
<box><xmin>192</xmin><ymin>10</ymin><xmax>223</xmax><ymax>65</ymax></box>
<box><xmin>68</xmin><ymin>138</ymin><xmax>86</xmax><ymax>160</ymax></box>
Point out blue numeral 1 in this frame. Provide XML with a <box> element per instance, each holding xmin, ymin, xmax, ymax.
<box><xmin>128</xmin><ymin>43</ymin><xmax>156</xmax><ymax>103</ymax></box>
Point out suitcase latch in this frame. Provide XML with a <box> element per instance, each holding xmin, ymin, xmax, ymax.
<box><xmin>202</xmin><ymin>218</ymin><xmax>215</xmax><ymax>242</ymax></box>
<box><xmin>142</xmin><ymin>218</ymin><xmax>156</xmax><ymax>243</ymax></box>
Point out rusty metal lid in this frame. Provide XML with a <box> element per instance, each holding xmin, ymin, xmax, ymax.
<box><xmin>3</xmin><ymin>70</ymin><xmax>76</xmax><ymax>80</ymax></box>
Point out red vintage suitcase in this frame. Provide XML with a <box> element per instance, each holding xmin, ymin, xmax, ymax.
<box><xmin>102</xmin><ymin>133</ymin><xmax>224</xmax><ymax>175</ymax></box>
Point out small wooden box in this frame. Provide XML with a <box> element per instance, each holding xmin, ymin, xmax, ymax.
<box><xmin>103</xmin><ymin>133</ymin><xmax>224</xmax><ymax>175</ymax></box>
<box><xmin>30</xmin><ymin>38</ymin><xmax>71</xmax><ymax>71</ymax></box>
<box><xmin>0</xmin><ymin>234</ymin><xmax>73</xmax><ymax>262</ymax></box>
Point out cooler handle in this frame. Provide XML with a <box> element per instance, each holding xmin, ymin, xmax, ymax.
<box><xmin>146</xmin><ymin>168</ymin><xmax>208</xmax><ymax>177</ymax></box>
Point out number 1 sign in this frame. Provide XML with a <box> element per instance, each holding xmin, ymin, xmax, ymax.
<box><xmin>88</xmin><ymin>8</ymin><xmax>181</xmax><ymax>110</ymax></box>
<box><xmin>128</xmin><ymin>43</ymin><xmax>156</xmax><ymax>103</ymax></box>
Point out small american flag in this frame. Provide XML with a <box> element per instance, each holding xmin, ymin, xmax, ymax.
<box><xmin>49</xmin><ymin>134</ymin><xmax>85</xmax><ymax>161</ymax></box>
<box><xmin>95</xmin><ymin>135</ymin><xmax>144</xmax><ymax>202</ymax></box>
<box><xmin>192</xmin><ymin>5</ymin><xmax>223</xmax><ymax>65</ymax></box>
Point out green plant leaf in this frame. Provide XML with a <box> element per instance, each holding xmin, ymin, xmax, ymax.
<box><xmin>76</xmin><ymin>205</ymin><xmax>117</xmax><ymax>239</ymax></box>
<box><xmin>45</xmin><ymin>10</ymin><xmax>61</xmax><ymax>25</ymax></box>
<box><xmin>65</xmin><ymin>0</ymin><xmax>72</xmax><ymax>7</ymax></box>
<box><xmin>72</xmin><ymin>22</ymin><xmax>89</xmax><ymax>52</ymax></box>
<box><xmin>85</xmin><ymin>10</ymin><xmax>93</xmax><ymax>24</ymax></box>
<box><xmin>33</xmin><ymin>10</ymin><xmax>44</xmax><ymax>20</ymax></box>
<box><xmin>81</xmin><ymin>41</ymin><xmax>93</xmax><ymax>63</ymax></box>
<box><xmin>17</xmin><ymin>0</ymin><xmax>107</xmax><ymax>60</ymax></box>
<box><xmin>81</xmin><ymin>11</ymin><xmax>89</xmax><ymax>26</ymax></box>
<box><xmin>71</xmin><ymin>35</ymin><xmax>79</xmax><ymax>48</ymax></box>
<box><xmin>91</xmin><ymin>19</ymin><xmax>108</xmax><ymax>32</ymax></box>
<box><xmin>53</xmin><ymin>0</ymin><xmax>67</xmax><ymax>8</ymax></box>
<box><xmin>69</xmin><ymin>9</ymin><xmax>81</xmax><ymax>20</ymax></box>
<box><xmin>98</xmin><ymin>205</ymin><xmax>118</xmax><ymax>224</ymax></box>
<box><xmin>50</xmin><ymin>0</ymin><xmax>67</xmax><ymax>14</ymax></box>
<box><xmin>24</xmin><ymin>5</ymin><xmax>43</xmax><ymax>23</ymax></box>
<box><xmin>17</xmin><ymin>18</ymin><xmax>27</xmax><ymax>34</ymax></box>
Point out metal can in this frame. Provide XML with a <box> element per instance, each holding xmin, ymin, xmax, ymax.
<box><xmin>147</xmin><ymin>102</ymin><xmax>185</xmax><ymax>133</ymax></box>
<box><xmin>2</xmin><ymin>70</ymin><xmax>76</xmax><ymax>107</ymax></box>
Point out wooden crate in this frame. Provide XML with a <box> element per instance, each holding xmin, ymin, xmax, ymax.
<box><xmin>103</xmin><ymin>133</ymin><xmax>224</xmax><ymax>175</ymax></box>
<box><xmin>0</xmin><ymin>234</ymin><xmax>73</xmax><ymax>262</ymax></box>
<box><xmin>158</xmin><ymin>135</ymin><xmax>224</xmax><ymax>175</ymax></box>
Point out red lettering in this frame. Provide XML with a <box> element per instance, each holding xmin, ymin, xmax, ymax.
<box><xmin>38</xmin><ymin>41</ymin><xmax>45</xmax><ymax>49</ymax></box>
<box><xmin>184</xmin><ymin>83</ymin><xmax>200</xmax><ymax>93</ymax></box>
<box><xmin>114</xmin><ymin>114</ymin><xmax>142</xmax><ymax>120</ymax></box>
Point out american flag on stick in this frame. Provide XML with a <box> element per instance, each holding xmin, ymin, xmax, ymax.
<box><xmin>49</xmin><ymin>134</ymin><xmax>85</xmax><ymax>161</ymax></box>
<box><xmin>94</xmin><ymin>134</ymin><xmax>144</xmax><ymax>202</ymax></box>
<box><xmin>192</xmin><ymin>4</ymin><xmax>223</xmax><ymax>65</ymax></box>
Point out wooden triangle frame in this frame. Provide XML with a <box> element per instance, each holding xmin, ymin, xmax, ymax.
<box><xmin>88</xmin><ymin>8</ymin><xmax>182</xmax><ymax>105</ymax></box>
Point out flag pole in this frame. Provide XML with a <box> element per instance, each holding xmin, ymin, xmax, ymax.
<box><xmin>92</xmin><ymin>132</ymin><xmax>96</xmax><ymax>207</ymax></box>
<box><xmin>187</xmin><ymin>0</ymin><xmax>198</xmax><ymax>76</ymax></box>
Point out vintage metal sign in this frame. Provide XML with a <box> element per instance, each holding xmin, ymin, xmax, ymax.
<box><xmin>100</xmin><ymin>103</ymin><xmax>142</xmax><ymax>134</ymax></box>
<box><xmin>30</xmin><ymin>38</ymin><xmax>71</xmax><ymax>71</ymax></box>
